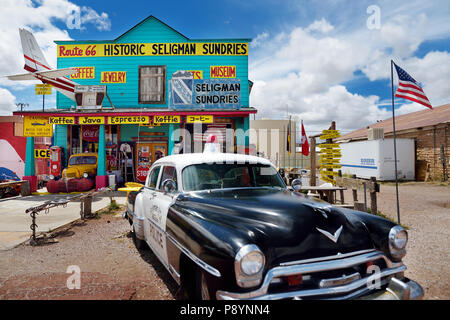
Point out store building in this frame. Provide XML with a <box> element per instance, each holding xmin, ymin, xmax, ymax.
<box><xmin>14</xmin><ymin>16</ymin><xmax>256</xmax><ymax>190</ymax></box>
<box><xmin>337</xmin><ymin>103</ymin><xmax>449</xmax><ymax>181</ymax></box>
<box><xmin>250</xmin><ymin>119</ymin><xmax>312</xmax><ymax>169</ymax></box>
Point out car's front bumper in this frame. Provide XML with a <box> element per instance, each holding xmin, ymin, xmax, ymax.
<box><xmin>216</xmin><ymin>250</ymin><xmax>424</xmax><ymax>300</ymax></box>
<box><xmin>217</xmin><ymin>277</ymin><xmax>423</xmax><ymax>300</ymax></box>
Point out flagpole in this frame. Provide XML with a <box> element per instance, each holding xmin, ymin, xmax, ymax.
<box><xmin>391</xmin><ymin>60</ymin><xmax>401</xmax><ymax>224</ymax></box>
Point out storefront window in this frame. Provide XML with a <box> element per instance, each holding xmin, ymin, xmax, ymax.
<box><xmin>70</xmin><ymin>125</ymin><xmax>82</xmax><ymax>154</ymax></box>
<box><xmin>139</xmin><ymin>66</ymin><xmax>166</xmax><ymax>104</ymax></box>
<box><xmin>106</xmin><ymin>125</ymin><xmax>119</xmax><ymax>171</ymax></box>
<box><xmin>82</xmin><ymin>125</ymin><xmax>99</xmax><ymax>153</ymax></box>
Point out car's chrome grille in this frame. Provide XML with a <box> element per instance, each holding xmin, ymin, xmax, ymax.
<box><xmin>216</xmin><ymin>250</ymin><xmax>406</xmax><ymax>300</ymax></box>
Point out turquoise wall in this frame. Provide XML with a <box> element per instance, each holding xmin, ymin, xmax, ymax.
<box><xmin>120</xmin><ymin>124</ymin><xmax>170</xmax><ymax>141</ymax></box>
<box><xmin>54</xmin><ymin>125</ymin><xmax>68</xmax><ymax>166</ymax></box>
<box><xmin>56</xmin><ymin>17</ymin><xmax>249</xmax><ymax>110</ymax></box>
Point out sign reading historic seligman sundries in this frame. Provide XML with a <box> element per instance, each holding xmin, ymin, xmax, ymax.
<box><xmin>58</xmin><ymin>43</ymin><xmax>248</xmax><ymax>57</ymax></box>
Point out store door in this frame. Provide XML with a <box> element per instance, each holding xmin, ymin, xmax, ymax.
<box><xmin>135</xmin><ymin>142</ymin><xmax>167</xmax><ymax>181</ymax></box>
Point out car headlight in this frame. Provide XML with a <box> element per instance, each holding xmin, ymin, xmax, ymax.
<box><xmin>388</xmin><ymin>226</ymin><xmax>408</xmax><ymax>260</ymax></box>
<box><xmin>49</xmin><ymin>174</ymin><xmax>55</xmax><ymax>180</ymax></box>
<box><xmin>235</xmin><ymin>244</ymin><xmax>265</xmax><ymax>288</ymax></box>
<box><xmin>83</xmin><ymin>173</ymin><xmax>88</xmax><ymax>178</ymax></box>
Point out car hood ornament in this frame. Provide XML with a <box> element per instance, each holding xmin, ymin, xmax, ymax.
<box><xmin>316</xmin><ymin>225</ymin><xmax>343</xmax><ymax>243</ymax></box>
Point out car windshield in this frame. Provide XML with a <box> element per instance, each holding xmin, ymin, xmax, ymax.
<box><xmin>69</xmin><ymin>156</ymin><xmax>97</xmax><ymax>165</ymax></box>
<box><xmin>182</xmin><ymin>163</ymin><xmax>285</xmax><ymax>191</ymax></box>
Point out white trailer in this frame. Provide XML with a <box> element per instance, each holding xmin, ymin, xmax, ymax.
<box><xmin>339</xmin><ymin>139</ymin><xmax>415</xmax><ymax>181</ymax></box>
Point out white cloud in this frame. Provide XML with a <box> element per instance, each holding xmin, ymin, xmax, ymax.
<box><xmin>250</xmin><ymin>32</ymin><xmax>269</xmax><ymax>48</ymax></box>
<box><xmin>0</xmin><ymin>88</ymin><xmax>17</xmax><ymax>115</ymax></box>
<box><xmin>0</xmin><ymin>0</ymin><xmax>111</xmax><ymax>96</ymax></box>
<box><xmin>249</xmin><ymin>7</ymin><xmax>450</xmax><ymax>134</ymax></box>
<box><xmin>80</xmin><ymin>6</ymin><xmax>111</xmax><ymax>31</ymax></box>
<box><xmin>306</xmin><ymin>18</ymin><xmax>334</xmax><ymax>33</ymax></box>
<box><xmin>0</xmin><ymin>0</ymin><xmax>111</xmax><ymax>111</ymax></box>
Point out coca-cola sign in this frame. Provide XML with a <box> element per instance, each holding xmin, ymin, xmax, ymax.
<box><xmin>82</xmin><ymin>125</ymin><xmax>99</xmax><ymax>142</ymax></box>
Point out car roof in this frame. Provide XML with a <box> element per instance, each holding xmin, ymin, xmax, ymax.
<box><xmin>70</xmin><ymin>153</ymin><xmax>98</xmax><ymax>157</ymax></box>
<box><xmin>153</xmin><ymin>152</ymin><xmax>273</xmax><ymax>169</ymax></box>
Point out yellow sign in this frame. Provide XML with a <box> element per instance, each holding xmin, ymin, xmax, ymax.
<box><xmin>101</xmin><ymin>71</ymin><xmax>126</xmax><ymax>83</ymax></box>
<box><xmin>187</xmin><ymin>70</ymin><xmax>203</xmax><ymax>79</ymax></box>
<box><xmin>321</xmin><ymin>175</ymin><xmax>336</xmax><ymax>185</ymax></box>
<box><xmin>210</xmin><ymin>66</ymin><xmax>236</xmax><ymax>78</ymax></box>
<box><xmin>319</xmin><ymin>158</ymin><xmax>341</xmax><ymax>163</ymax></box>
<box><xmin>320</xmin><ymin>150</ymin><xmax>342</xmax><ymax>155</ymax></box>
<box><xmin>153</xmin><ymin>115</ymin><xmax>180</xmax><ymax>124</ymax></box>
<box><xmin>141</xmin><ymin>122</ymin><xmax>161</xmax><ymax>127</ymax></box>
<box><xmin>318</xmin><ymin>143</ymin><xmax>340</xmax><ymax>148</ymax></box>
<box><xmin>320</xmin><ymin>134</ymin><xmax>340</xmax><ymax>140</ymax></box>
<box><xmin>186</xmin><ymin>115</ymin><xmax>214</xmax><ymax>123</ymax></box>
<box><xmin>79</xmin><ymin>116</ymin><xmax>105</xmax><ymax>125</ymax></box>
<box><xmin>35</xmin><ymin>84</ymin><xmax>52</xmax><ymax>95</ymax></box>
<box><xmin>322</xmin><ymin>130</ymin><xmax>340</xmax><ymax>134</ymax></box>
<box><xmin>321</xmin><ymin>164</ymin><xmax>342</xmax><ymax>169</ymax></box>
<box><xmin>49</xmin><ymin>116</ymin><xmax>75</xmax><ymax>125</ymax></box>
<box><xmin>70</xmin><ymin>67</ymin><xmax>95</xmax><ymax>79</ymax></box>
<box><xmin>108</xmin><ymin>116</ymin><xmax>149</xmax><ymax>125</ymax></box>
<box><xmin>58</xmin><ymin>43</ymin><xmax>248</xmax><ymax>58</ymax></box>
<box><xmin>320</xmin><ymin>170</ymin><xmax>339</xmax><ymax>176</ymax></box>
<box><xmin>34</xmin><ymin>149</ymin><xmax>50</xmax><ymax>158</ymax></box>
<box><xmin>23</xmin><ymin>116</ymin><xmax>53</xmax><ymax>137</ymax></box>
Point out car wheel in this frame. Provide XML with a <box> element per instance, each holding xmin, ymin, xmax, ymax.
<box><xmin>194</xmin><ymin>267</ymin><xmax>212</xmax><ymax>300</ymax></box>
<box><xmin>132</xmin><ymin>225</ymin><xmax>148</xmax><ymax>250</ymax></box>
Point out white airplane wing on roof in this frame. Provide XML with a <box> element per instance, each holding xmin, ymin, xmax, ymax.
<box><xmin>4</xmin><ymin>29</ymin><xmax>79</xmax><ymax>101</ymax></box>
<box><xmin>5</xmin><ymin>73</ymin><xmax>36</xmax><ymax>81</ymax></box>
<box><xmin>7</xmin><ymin>68</ymin><xmax>78</xmax><ymax>81</ymax></box>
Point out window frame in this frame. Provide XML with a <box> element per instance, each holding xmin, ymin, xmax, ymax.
<box><xmin>138</xmin><ymin>65</ymin><xmax>167</xmax><ymax>104</ymax></box>
<box><xmin>158</xmin><ymin>165</ymin><xmax>178</xmax><ymax>192</ymax></box>
<box><xmin>146</xmin><ymin>165</ymin><xmax>162</xmax><ymax>190</ymax></box>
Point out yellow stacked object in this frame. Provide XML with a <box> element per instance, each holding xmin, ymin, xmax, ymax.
<box><xmin>118</xmin><ymin>182</ymin><xmax>144</xmax><ymax>199</ymax></box>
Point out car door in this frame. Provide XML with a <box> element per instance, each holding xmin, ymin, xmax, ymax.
<box><xmin>142</xmin><ymin>165</ymin><xmax>163</xmax><ymax>257</ymax></box>
<box><xmin>147</xmin><ymin>165</ymin><xmax>179</xmax><ymax>267</ymax></box>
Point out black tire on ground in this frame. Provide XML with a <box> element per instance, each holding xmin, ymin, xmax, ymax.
<box><xmin>193</xmin><ymin>266</ymin><xmax>212</xmax><ymax>300</ymax></box>
<box><xmin>132</xmin><ymin>226</ymin><xmax>148</xmax><ymax>250</ymax></box>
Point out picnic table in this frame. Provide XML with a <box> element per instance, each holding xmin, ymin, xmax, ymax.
<box><xmin>297</xmin><ymin>185</ymin><xmax>347</xmax><ymax>204</ymax></box>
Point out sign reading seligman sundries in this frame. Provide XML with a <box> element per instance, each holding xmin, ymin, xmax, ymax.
<box><xmin>169</xmin><ymin>70</ymin><xmax>241</xmax><ymax>109</ymax></box>
<box><xmin>58</xmin><ymin>42</ymin><xmax>248</xmax><ymax>57</ymax></box>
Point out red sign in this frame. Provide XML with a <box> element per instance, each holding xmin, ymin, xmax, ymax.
<box><xmin>82</xmin><ymin>125</ymin><xmax>99</xmax><ymax>142</ymax></box>
<box><xmin>136</xmin><ymin>166</ymin><xmax>150</xmax><ymax>182</ymax></box>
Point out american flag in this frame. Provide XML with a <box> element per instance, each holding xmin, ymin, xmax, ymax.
<box><xmin>394</xmin><ymin>62</ymin><xmax>432</xmax><ymax>109</ymax></box>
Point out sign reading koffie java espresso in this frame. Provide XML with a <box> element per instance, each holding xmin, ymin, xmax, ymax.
<box><xmin>169</xmin><ymin>71</ymin><xmax>240</xmax><ymax>109</ymax></box>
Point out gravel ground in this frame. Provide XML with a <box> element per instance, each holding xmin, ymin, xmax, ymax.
<box><xmin>0</xmin><ymin>207</ymin><xmax>181</xmax><ymax>300</ymax></box>
<box><xmin>341</xmin><ymin>181</ymin><xmax>450</xmax><ymax>300</ymax></box>
<box><xmin>0</xmin><ymin>182</ymin><xmax>448</xmax><ymax>300</ymax></box>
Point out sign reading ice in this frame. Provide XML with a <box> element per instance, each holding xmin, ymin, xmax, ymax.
<box><xmin>169</xmin><ymin>71</ymin><xmax>240</xmax><ymax>109</ymax></box>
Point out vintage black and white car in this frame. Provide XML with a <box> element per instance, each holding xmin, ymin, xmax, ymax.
<box><xmin>124</xmin><ymin>152</ymin><xmax>424</xmax><ymax>300</ymax></box>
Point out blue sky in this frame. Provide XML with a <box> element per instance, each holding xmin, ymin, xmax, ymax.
<box><xmin>0</xmin><ymin>0</ymin><xmax>449</xmax><ymax>133</ymax></box>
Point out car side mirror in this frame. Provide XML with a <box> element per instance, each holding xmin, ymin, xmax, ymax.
<box><xmin>162</xmin><ymin>179</ymin><xmax>177</xmax><ymax>194</ymax></box>
<box><xmin>291</xmin><ymin>178</ymin><xmax>302</xmax><ymax>191</ymax></box>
